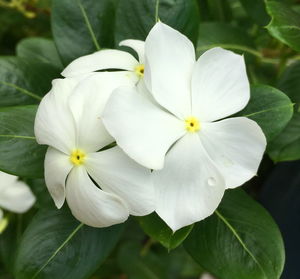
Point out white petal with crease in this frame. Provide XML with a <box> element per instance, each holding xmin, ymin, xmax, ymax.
<box><xmin>0</xmin><ymin>172</ymin><xmax>35</xmax><ymax>213</ymax></box>
<box><xmin>153</xmin><ymin>133</ymin><xmax>225</xmax><ymax>231</ymax></box>
<box><xmin>119</xmin><ymin>39</ymin><xmax>145</xmax><ymax>63</ymax></box>
<box><xmin>66</xmin><ymin>166</ymin><xmax>129</xmax><ymax>228</ymax></box>
<box><xmin>191</xmin><ymin>47</ymin><xmax>250</xmax><ymax>122</ymax></box>
<box><xmin>102</xmin><ymin>86</ymin><xmax>186</xmax><ymax>170</ymax></box>
<box><xmin>44</xmin><ymin>147</ymin><xmax>73</xmax><ymax>208</ymax></box>
<box><xmin>62</xmin><ymin>49</ymin><xmax>139</xmax><ymax>77</ymax></box>
<box><xmin>34</xmin><ymin>78</ymin><xmax>77</xmax><ymax>154</ymax></box>
<box><xmin>200</xmin><ymin>117</ymin><xmax>266</xmax><ymax>189</ymax></box>
<box><xmin>144</xmin><ymin>22</ymin><xmax>195</xmax><ymax>118</ymax></box>
<box><xmin>85</xmin><ymin>147</ymin><xmax>154</xmax><ymax>216</ymax></box>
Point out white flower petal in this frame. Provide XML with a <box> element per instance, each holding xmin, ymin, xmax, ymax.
<box><xmin>153</xmin><ymin>133</ymin><xmax>225</xmax><ymax>231</ymax></box>
<box><xmin>34</xmin><ymin>78</ymin><xmax>78</xmax><ymax>153</ymax></box>
<box><xmin>102</xmin><ymin>86</ymin><xmax>186</xmax><ymax>170</ymax></box>
<box><xmin>191</xmin><ymin>47</ymin><xmax>250</xmax><ymax>122</ymax></box>
<box><xmin>200</xmin><ymin>117</ymin><xmax>266</xmax><ymax>189</ymax></box>
<box><xmin>66</xmin><ymin>166</ymin><xmax>129</xmax><ymax>228</ymax></box>
<box><xmin>0</xmin><ymin>172</ymin><xmax>35</xmax><ymax>213</ymax></box>
<box><xmin>69</xmin><ymin>72</ymin><xmax>137</xmax><ymax>152</ymax></box>
<box><xmin>61</xmin><ymin>49</ymin><xmax>139</xmax><ymax>77</ymax></box>
<box><xmin>119</xmin><ymin>39</ymin><xmax>145</xmax><ymax>63</ymax></box>
<box><xmin>144</xmin><ymin>22</ymin><xmax>195</xmax><ymax>119</ymax></box>
<box><xmin>85</xmin><ymin>147</ymin><xmax>154</xmax><ymax>216</ymax></box>
<box><xmin>44</xmin><ymin>147</ymin><xmax>73</xmax><ymax>208</ymax></box>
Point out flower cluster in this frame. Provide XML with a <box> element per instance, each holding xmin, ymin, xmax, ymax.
<box><xmin>35</xmin><ymin>22</ymin><xmax>266</xmax><ymax>231</ymax></box>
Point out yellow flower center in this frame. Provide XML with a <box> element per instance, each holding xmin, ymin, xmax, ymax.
<box><xmin>134</xmin><ymin>64</ymin><xmax>144</xmax><ymax>77</ymax></box>
<box><xmin>70</xmin><ymin>149</ymin><xmax>86</xmax><ymax>166</ymax></box>
<box><xmin>185</xmin><ymin>116</ymin><xmax>200</xmax><ymax>132</ymax></box>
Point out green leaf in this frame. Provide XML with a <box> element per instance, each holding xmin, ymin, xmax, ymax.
<box><xmin>237</xmin><ymin>84</ymin><xmax>293</xmax><ymax>141</ymax></box>
<box><xmin>52</xmin><ymin>0</ymin><xmax>116</xmax><ymax>65</ymax></box>
<box><xmin>0</xmin><ymin>57</ymin><xmax>59</xmax><ymax>107</ymax></box>
<box><xmin>14</xmin><ymin>208</ymin><xmax>124</xmax><ymax>279</ymax></box>
<box><xmin>0</xmin><ymin>105</ymin><xmax>46</xmax><ymax>178</ymax></box>
<box><xmin>137</xmin><ymin>212</ymin><xmax>193</xmax><ymax>250</ymax></box>
<box><xmin>239</xmin><ymin>0</ymin><xmax>270</xmax><ymax>26</ymax></box>
<box><xmin>197</xmin><ymin>22</ymin><xmax>256</xmax><ymax>57</ymax></box>
<box><xmin>266</xmin><ymin>1</ymin><xmax>300</xmax><ymax>51</ymax></box>
<box><xmin>184</xmin><ymin>189</ymin><xmax>285</xmax><ymax>279</ymax></box>
<box><xmin>268</xmin><ymin>61</ymin><xmax>300</xmax><ymax>162</ymax></box>
<box><xmin>26</xmin><ymin>179</ymin><xmax>53</xmax><ymax>208</ymax></box>
<box><xmin>115</xmin><ymin>0</ymin><xmax>200</xmax><ymax>46</ymax></box>
<box><xmin>16</xmin><ymin>37</ymin><xmax>63</xmax><ymax>69</ymax></box>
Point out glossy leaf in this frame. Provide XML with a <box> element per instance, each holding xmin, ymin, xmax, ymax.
<box><xmin>137</xmin><ymin>213</ymin><xmax>193</xmax><ymax>250</ymax></box>
<box><xmin>239</xmin><ymin>0</ymin><xmax>270</xmax><ymax>26</ymax></box>
<box><xmin>184</xmin><ymin>189</ymin><xmax>285</xmax><ymax>279</ymax></box>
<box><xmin>52</xmin><ymin>0</ymin><xmax>116</xmax><ymax>65</ymax></box>
<box><xmin>266</xmin><ymin>1</ymin><xmax>300</xmax><ymax>51</ymax></box>
<box><xmin>16</xmin><ymin>37</ymin><xmax>63</xmax><ymax>69</ymax></box>
<box><xmin>14</xmin><ymin>208</ymin><xmax>124</xmax><ymax>279</ymax></box>
<box><xmin>237</xmin><ymin>84</ymin><xmax>293</xmax><ymax>141</ymax></box>
<box><xmin>115</xmin><ymin>0</ymin><xmax>200</xmax><ymax>46</ymax></box>
<box><xmin>0</xmin><ymin>57</ymin><xmax>59</xmax><ymax>107</ymax></box>
<box><xmin>0</xmin><ymin>105</ymin><xmax>46</xmax><ymax>178</ymax></box>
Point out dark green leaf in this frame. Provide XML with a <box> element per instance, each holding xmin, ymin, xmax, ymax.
<box><xmin>184</xmin><ymin>189</ymin><xmax>285</xmax><ymax>279</ymax></box>
<box><xmin>26</xmin><ymin>179</ymin><xmax>53</xmax><ymax>208</ymax></box>
<box><xmin>237</xmin><ymin>84</ymin><xmax>293</xmax><ymax>141</ymax></box>
<box><xmin>0</xmin><ymin>105</ymin><xmax>46</xmax><ymax>178</ymax></box>
<box><xmin>266</xmin><ymin>1</ymin><xmax>300</xmax><ymax>51</ymax></box>
<box><xmin>16</xmin><ymin>37</ymin><xmax>63</xmax><ymax>69</ymax></box>
<box><xmin>14</xmin><ymin>208</ymin><xmax>124</xmax><ymax>279</ymax></box>
<box><xmin>115</xmin><ymin>0</ymin><xmax>200</xmax><ymax>46</ymax></box>
<box><xmin>239</xmin><ymin>0</ymin><xmax>270</xmax><ymax>26</ymax></box>
<box><xmin>52</xmin><ymin>0</ymin><xmax>116</xmax><ymax>65</ymax></box>
<box><xmin>137</xmin><ymin>212</ymin><xmax>193</xmax><ymax>250</ymax></box>
<box><xmin>0</xmin><ymin>57</ymin><xmax>59</xmax><ymax>107</ymax></box>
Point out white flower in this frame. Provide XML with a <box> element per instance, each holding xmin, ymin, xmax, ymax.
<box><xmin>0</xmin><ymin>171</ymin><xmax>35</xmax><ymax>232</ymax></box>
<box><xmin>61</xmin><ymin>39</ymin><xmax>145</xmax><ymax>83</ymax></box>
<box><xmin>34</xmin><ymin>72</ymin><xmax>154</xmax><ymax>228</ymax></box>
<box><xmin>102</xmin><ymin>22</ymin><xmax>266</xmax><ymax>231</ymax></box>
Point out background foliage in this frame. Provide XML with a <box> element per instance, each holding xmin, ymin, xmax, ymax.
<box><xmin>0</xmin><ymin>0</ymin><xmax>300</xmax><ymax>278</ymax></box>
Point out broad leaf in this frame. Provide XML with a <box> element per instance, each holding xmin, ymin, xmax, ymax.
<box><xmin>52</xmin><ymin>0</ymin><xmax>116</xmax><ymax>65</ymax></box>
<box><xmin>266</xmin><ymin>1</ymin><xmax>300</xmax><ymax>51</ymax></box>
<box><xmin>239</xmin><ymin>0</ymin><xmax>270</xmax><ymax>26</ymax></box>
<box><xmin>0</xmin><ymin>105</ymin><xmax>46</xmax><ymax>178</ymax></box>
<box><xmin>115</xmin><ymin>0</ymin><xmax>200</xmax><ymax>46</ymax></box>
<box><xmin>184</xmin><ymin>189</ymin><xmax>285</xmax><ymax>279</ymax></box>
<box><xmin>16</xmin><ymin>37</ymin><xmax>63</xmax><ymax>69</ymax></box>
<box><xmin>137</xmin><ymin>213</ymin><xmax>193</xmax><ymax>250</ymax></box>
<box><xmin>237</xmin><ymin>84</ymin><xmax>293</xmax><ymax>141</ymax></box>
<box><xmin>0</xmin><ymin>57</ymin><xmax>59</xmax><ymax>107</ymax></box>
<box><xmin>14</xmin><ymin>208</ymin><xmax>124</xmax><ymax>279</ymax></box>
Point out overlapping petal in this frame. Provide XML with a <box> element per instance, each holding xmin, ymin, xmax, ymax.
<box><xmin>85</xmin><ymin>147</ymin><xmax>154</xmax><ymax>216</ymax></box>
<box><xmin>34</xmin><ymin>78</ymin><xmax>78</xmax><ymax>153</ymax></box>
<box><xmin>66</xmin><ymin>166</ymin><xmax>129</xmax><ymax>228</ymax></box>
<box><xmin>61</xmin><ymin>49</ymin><xmax>139</xmax><ymax>77</ymax></box>
<box><xmin>44</xmin><ymin>147</ymin><xmax>73</xmax><ymax>208</ymax></box>
<box><xmin>69</xmin><ymin>72</ymin><xmax>137</xmax><ymax>152</ymax></box>
<box><xmin>200</xmin><ymin>117</ymin><xmax>266</xmax><ymax>189</ymax></box>
<box><xmin>0</xmin><ymin>172</ymin><xmax>35</xmax><ymax>213</ymax></box>
<box><xmin>153</xmin><ymin>133</ymin><xmax>225</xmax><ymax>231</ymax></box>
<box><xmin>144</xmin><ymin>22</ymin><xmax>195</xmax><ymax>118</ymax></box>
<box><xmin>119</xmin><ymin>39</ymin><xmax>145</xmax><ymax>63</ymax></box>
<box><xmin>102</xmin><ymin>86</ymin><xmax>186</xmax><ymax>170</ymax></box>
<box><xmin>191</xmin><ymin>47</ymin><xmax>250</xmax><ymax>122</ymax></box>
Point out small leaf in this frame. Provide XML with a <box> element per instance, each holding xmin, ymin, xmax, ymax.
<box><xmin>14</xmin><ymin>208</ymin><xmax>124</xmax><ymax>279</ymax></box>
<box><xmin>266</xmin><ymin>1</ymin><xmax>300</xmax><ymax>51</ymax></box>
<box><xmin>184</xmin><ymin>189</ymin><xmax>285</xmax><ymax>279</ymax></box>
<box><xmin>115</xmin><ymin>0</ymin><xmax>200</xmax><ymax>46</ymax></box>
<box><xmin>137</xmin><ymin>212</ymin><xmax>193</xmax><ymax>250</ymax></box>
<box><xmin>0</xmin><ymin>105</ymin><xmax>46</xmax><ymax>178</ymax></box>
<box><xmin>237</xmin><ymin>84</ymin><xmax>293</xmax><ymax>141</ymax></box>
<box><xmin>52</xmin><ymin>0</ymin><xmax>116</xmax><ymax>65</ymax></box>
<box><xmin>16</xmin><ymin>37</ymin><xmax>63</xmax><ymax>69</ymax></box>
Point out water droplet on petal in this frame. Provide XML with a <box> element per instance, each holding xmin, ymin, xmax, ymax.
<box><xmin>207</xmin><ymin>177</ymin><xmax>216</xmax><ymax>186</ymax></box>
